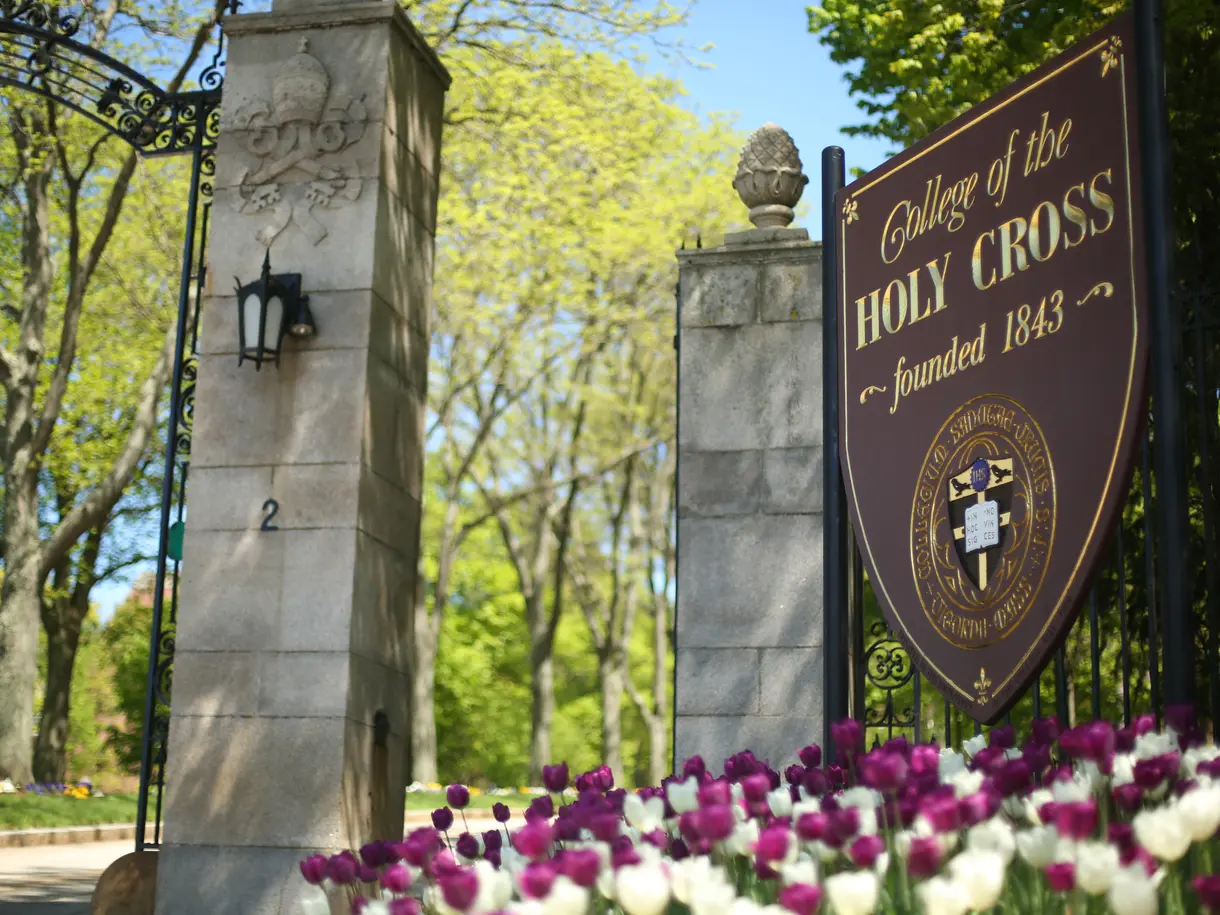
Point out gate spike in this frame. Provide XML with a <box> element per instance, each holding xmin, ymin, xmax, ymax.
<box><xmin>696</xmin><ymin>233</ymin><xmax>702</xmax><ymax>249</ymax></box>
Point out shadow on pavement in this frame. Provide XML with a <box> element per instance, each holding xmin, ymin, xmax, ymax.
<box><xmin>0</xmin><ymin>870</ymin><xmax>94</xmax><ymax>914</ymax></box>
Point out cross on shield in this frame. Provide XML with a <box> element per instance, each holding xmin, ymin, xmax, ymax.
<box><xmin>947</xmin><ymin>457</ymin><xmax>1014</xmax><ymax>590</ymax></box>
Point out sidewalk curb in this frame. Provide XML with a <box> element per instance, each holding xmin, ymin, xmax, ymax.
<box><xmin>0</xmin><ymin>823</ymin><xmax>136</xmax><ymax>848</ymax></box>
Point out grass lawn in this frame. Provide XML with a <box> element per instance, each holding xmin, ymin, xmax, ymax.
<box><xmin>0</xmin><ymin>793</ymin><xmax>141</xmax><ymax>830</ymax></box>
<box><xmin>404</xmin><ymin>791</ymin><xmax>537</xmax><ymax>811</ymax></box>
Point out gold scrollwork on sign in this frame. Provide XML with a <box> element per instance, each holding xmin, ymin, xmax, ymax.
<box><xmin>842</xmin><ymin>197</ymin><xmax>859</xmax><ymax>225</ymax></box>
<box><xmin>1101</xmin><ymin>36</ymin><xmax>1123</xmax><ymax>76</ymax></box>
<box><xmin>859</xmin><ymin>384</ymin><xmax>888</xmax><ymax>405</ymax></box>
<box><xmin>1077</xmin><ymin>282</ymin><xmax>1115</xmax><ymax>306</ymax></box>
<box><xmin>975</xmin><ymin>668</ymin><xmax>992</xmax><ymax>704</ymax></box>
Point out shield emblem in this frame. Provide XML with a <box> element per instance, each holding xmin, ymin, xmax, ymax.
<box><xmin>834</xmin><ymin>12</ymin><xmax>1150</xmax><ymax>722</ymax></box>
<box><xmin>947</xmin><ymin>457</ymin><xmax>1014</xmax><ymax>591</ymax></box>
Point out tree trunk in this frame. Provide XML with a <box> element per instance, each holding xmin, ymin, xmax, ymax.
<box><xmin>530</xmin><ymin>649</ymin><xmax>555</xmax><ymax>782</ymax></box>
<box><xmin>648</xmin><ymin>594</ymin><xmax>670</xmax><ymax>785</ymax></box>
<box><xmin>410</xmin><ymin>597</ymin><xmax>439</xmax><ymax>784</ymax></box>
<box><xmin>600</xmin><ymin>652</ymin><xmax>625</xmax><ymax>786</ymax></box>
<box><xmin>0</xmin><ymin>505</ymin><xmax>41</xmax><ymax>784</ymax></box>
<box><xmin>32</xmin><ymin>600</ymin><xmax>82</xmax><ymax>784</ymax></box>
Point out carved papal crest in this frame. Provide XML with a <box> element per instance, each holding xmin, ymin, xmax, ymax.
<box><xmin>230</xmin><ymin>38</ymin><xmax>368</xmax><ymax>246</ymax></box>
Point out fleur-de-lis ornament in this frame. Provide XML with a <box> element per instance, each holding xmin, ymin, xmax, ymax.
<box><xmin>975</xmin><ymin>667</ymin><xmax>992</xmax><ymax>703</ymax></box>
<box><xmin>1101</xmin><ymin>36</ymin><xmax>1123</xmax><ymax>77</ymax></box>
<box><xmin>842</xmin><ymin>197</ymin><xmax>859</xmax><ymax>225</ymax></box>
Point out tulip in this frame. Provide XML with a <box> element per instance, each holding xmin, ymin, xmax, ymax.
<box><xmin>849</xmin><ymin>834</ymin><xmax>885</xmax><ymax>869</ymax></box>
<box><xmin>433</xmin><ymin>807</ymin><xmax>455</xmax><ymax>832</ymax></box>
<box><xmin>439</xmin><ymin>870</ymin><xmax>479</xmax><ymax>911</ymax></box>
<box><xmin>616</xmin><ymin>862</ymin><xmax>671</xmax><ymax>915</ymax></box>
<box><xmin>389</xmin><ymin>900</ymin><xmax>420</xmax><ymax>915</ymax></box>
<box><xmin>946</xmin><ymin>850</ymin><xmax>1005</xmax><ymax>911</ymax></box>
<box><xmin>779</xmin><ymin>883</ymin><xmax>822</xmax><ymax>915</ymax></box>
<box><xmin>966</xmin><ymin>818</ymin><xmax>1015</xmax><ymax>864</ymax></box>
<box><xmin>824</xmin><ymin>870</ymin><xmax>878</xmax><ymax>915</ymax></box>
<box><xmin>447</xmin><ymin>785</ymin><xmax>471</xmax><ymax>810</ymax></box>
<box><xmin>527</xmin><ymin>796</ymin><xmax>555</xmax><ymax>823</ymax></box>
<box><xmin>1107</xmin><ymin>866</ymin><xmax>1160</xmax><ymax>915</ymax></box>
<box><xmin>1113</xmin><ymin>783</ymin><xmax>1144</xmax><ymax>813</ymax></box>
<box><xmin>624</xmin><ymin>793</ymin><xmax>665</xmax><ymax>832</ymax></box>
<box><xmin>916</xmin><ymin>876</ymin><xmax>970</xmax><ymax>915</ymax></box>
<box><xmin>1054</xmin><ymin>800</ymin><xmax>1097</xmax><ymax>839</ymax></box>
<box><xmin>327</xmin><ymin>851</ymin><xmax>360</xmax><ymax>885</ymax></box>
<box><xmin>455</xmin><ymin>833</ymin><xmax>481</xmax><ymax>861</ymax></box>
<box><xmin>483</xmin><ymin>829</ymin><xmax>503</xmax><ymax>852</ymax></box>
<box><xmin>1179</xmin><ymin>782</ymin><xmax>1220</xmax><ymax>840</ymax></box>
<box><xmin>1014</xmin><ymin>825</ymin><xmax>1058</xmax><ymax>869</ymax></box>
<box><xmin>798</xmin><ymin>745</ymin><xmax>822</xmax><ymax>768</ymax></box>
<box><xmin>1194</xmin><ymin>875</ymin><xmax>1220</xmax><ymax>913</ymax></box>
<box><xmin>1045</xmin><ymin>861</ymin><xmax>1075</xmax><ymax>893</ymax></box>
<box><xmin>520</xmin><ymin>862</ymin><xmax>559</xmax><ymax>899</ymax></box>
<box><xmin>906</xmin><ymin>836</ymin><xmax>942</xmax><ymax>879</ymax></box>
<box><xmin>755</xmin><ymin>825</ymin><xmax>791</xmax><ymax>864</ymax></box>
<box><xmin>693</xmin><ymin>804</ymin><xmax>735</xmax><ymax>842</ymax></box>
<box><xmin>300</xmin><ymin>854</ymin><xmax>328</xmax><ymax>885</ymax></box>
<box><xmin>795</xmin><ymin>812</ymin><xmax>829</xmax><ymax>842</ymax></box>
<box><xmin>698</xmin><ymin>780</ymin><xmax>732</xmax><ymax>808</ymax></box>
<box><xmin>513</xmin><ymin>822</ymin><xmax>552</xmax><ymax>860</ymax></box>
<box><xmin>1134</xmin><ymin>803</ymin><xmax>1193</xmax><ymax>861</ymax></box>
<box><xmin>493</xmin><ymin>802</ymin><xmax>512</xmax><ymax>823</ymax></box>
<box><xmin>560</xmin><ymin>849</ymin><xmax>602</xmax><ymax>889</ymax></box>
<box><xmin>1074</xmin><ymin>840</ymin><xmax>1120</xmax><ymax>895</ymax></box>
<box><xmin>542</xmin><ymin>763</ymin><xmax>569</xmax><ymax>794</ymax></box>
<box><xmin>542</xmin><ymin>875</ymin><xmax>590</xmax><ymax>915</ymax></box>
<box><xmin>381</xmin><ymin>863</ymin><xmax>412</xmax><ymax>894</ymax></box>
<box><xmin>767</xmin><ymin>786</ymin><xmax>794</xmax><ymax>818</ymax></box>
<box><xmin>667</xmin><ymin>777</ymin><xmax>699</xmax><ymax>815</ymax></box>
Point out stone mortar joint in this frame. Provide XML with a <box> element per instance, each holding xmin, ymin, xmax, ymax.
<box><xmin>732</xmin><ymin>123</ymin><xmax>809</xmax><ymax>229</ymax></box>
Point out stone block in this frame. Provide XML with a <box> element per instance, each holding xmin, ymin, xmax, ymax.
<box><xmin>677</xmin><ymin>515</ymin><xmax>822</xmax><ymax>649</ymax></box>
<box><xmin>372</xmin><ymin>187</ymin><xmax>434</xmax><ymax>331</ymax></box>
<box><xmin>177</xmin><ymin>530</ymin><xmax>283</xmax><ymax>652</ymax></box>
<box><xmin>341</xmin><ymin>717</ymin><xmax>409</xmax><ymax>845</ymax></box>
<box><xmin>170</xmin><ymin>651</ymin><xmax>260</xmax><ymax>717</ymax></box>
<box><xmin>370</xmin><ymin>290</ymin><xmax>429</xmax><ymax>394</ymax></box>
<box><xmin>190</xmin><ymin>354</ymin><xmax>282</xmax><ymax>469</ymax></box>
<box><xmin>680</xmin><ymin>263</ymin><xmax>759</xmax><ymax>328</ymax></box>
<box><xmin>677</xmin><ymin>450</ymin><xmax>762</xmax><ymax>518</ymax></box>
<box><xmin>679</xmin><ymin>322</ymin><xmax>823</xmax><ymax>452</ymax></box>
<box><xmin>761</xmin><ymin>448</ymin><xmax>823</xmax><ymax>514</ymax></box>
<box><xmin>258</xmin><ymin>652</ymin><xmax>351</xmax><ymax>717</ymax></box>
<box><xmin>363</xmin><ymin>353</ymin><xmax>426</xmax><ymax>497</ymax></box>
<box><xmin>346</xmin><ymin>656</ymin><xmax>410</xmax><ymax>735</ymax></box>
<box><xmin>160</xmin><ymin>715</ymin><xmax>345</xmax><ymax>849</ymax></box>
<box><xmin>276</xmin><ymin>348</ymin><xmax>369</xmax><ymax>465</ymax></box>
<box><xmin>723</xmin><ymin>227</ymin><xmax>810</xmax><ymax>247</ymax></box>
<box><xmin>675</xmin><ymin>649</ymin><xmax>760</xmax><ymax>715</ymax></box>
<box><xmin>674</xmin><ymin>714</ymin><xmax>822</xmax><ymax>771</ymax></box>
<box><xmin>760</xmin><ymin>258</ymin><xmax>821</xmax><ymax>323</ymax></box>
<box><xmin>271</xmin><ymin>462</ymin><xmax>362</xmax><ymax>530</ymax></box>
<box><xmin>387</xmin><ymin>40</ymin><xmax>446</xmax><ymax>177</ymax></box>
<box><xmin>760</xmin><ymin>648</ymin><xmax>825</xmax><ymax>717</ymax></box>
<box><xmin>359</xmin><ymin>467</ymin><xmax>421</xmax><ymax>550</ymax></box>
<box><xmin>278</xmin><ymin>528</ymin><xmax>359</xmax><ymax>652</ymax></box>
<box><xmin>350</xmin><ymin>531</ymin><xmax>414</xmax><ymax>672</ymax></box>
<box><xmin>155</xmin><ymin>843</ymin><xmax>333</xmax><ymax>915</ymax></box>
<box><xmin>185</xmin><ymin>467</ymin><xmax>274</xmax><ymax>531</ymax></box>
<box><xmin>381</xmin><ymin>124</ymin><xmax>439</xmax><ymax>236</ymax></box>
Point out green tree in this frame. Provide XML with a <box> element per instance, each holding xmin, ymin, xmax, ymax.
<box><xmin>0</xmin><ymin>0</ymin><xmax>225</xmax><ymax>783</ymax></box>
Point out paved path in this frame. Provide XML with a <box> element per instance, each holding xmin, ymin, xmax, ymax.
<box><xmin>0</xmin><ymin>840</ymin><xmax>129</xmax><ymax>914</ymax></box>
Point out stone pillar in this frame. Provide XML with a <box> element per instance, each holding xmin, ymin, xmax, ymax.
<box><xmin>153</xmin><ymin>1</ymin><xmax>448</xmax><ymax>912</ymax></box>
<box><xmin>674</xmin><ymin>125</ymin><xmax>824</xmax><ymax>770</ymax></box>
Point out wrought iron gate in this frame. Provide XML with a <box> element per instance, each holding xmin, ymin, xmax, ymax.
<box><xmin>821</xmin><ymin>2</ymin><xmax>1220</xmax><ymax>750</ymax></box>
<box><xmin>0</xmin><ymin>0</ymin><xmax>236</xmax><ymax>850</ymax></box>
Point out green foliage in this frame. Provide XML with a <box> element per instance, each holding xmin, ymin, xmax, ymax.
<box><xmin>100</xmin><ymin>583</ymin><xmax>159</xmax><ymax>772</ymax></box>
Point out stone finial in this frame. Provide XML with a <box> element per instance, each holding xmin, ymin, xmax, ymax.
<box><xmin>273</xmin><ymin>37</ymin><xmax>330</xmax><ymax>126</ymax></box>
<box><xmin>732</xmin><ymin>123</ymin><xmax>809</xmax><ymax>229</ymax></box>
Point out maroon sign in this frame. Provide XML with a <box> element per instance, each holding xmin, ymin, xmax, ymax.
<box><xmin>835</xmin><ymin>12</ymin><xmax>1148</xmax><ymax>722</ymax></box>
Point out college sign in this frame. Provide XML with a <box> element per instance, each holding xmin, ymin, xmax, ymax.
<box><xmin>835</xmin><ymin>13</ymin><xmax>1148</xmax><ymax>722</ymax></box>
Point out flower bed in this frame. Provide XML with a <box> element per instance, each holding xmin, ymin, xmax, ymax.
<box><xmin>299</xmin><ymin>713</ymin><xmax>1220</xmax><ymax>915</ymax></box>
<box><xmin>0</xmin><ymin>780</ymin><xmax>139</xmax><ymax>831</ymax></box>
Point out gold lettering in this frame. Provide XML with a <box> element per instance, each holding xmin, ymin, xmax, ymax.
<box><xmin>1089</xmin><ymin>169</ymin><xmax>1115</xmax><ymax>235</ymax></box>
<box><xmin>856</xmin><ymin>289</ymin><xmax>881</xmax><ymax>350</ymax></box>
<box><xmin>1062</xmin><ymin>183</ymin><xmax>1089</xmax><ymax>249</ymax></box>
<box><xmin>972</xmin><ymin>230</ymin><xmax>996</xmax><ymax>290</ymax></box>
<box><xmin>881</xmin><ymin>201</ymin><xmax>909</xmax><ymax>264</ymax></box>
<box><xmin>999</xmin><ymin>216</ymin><xmax>1030</xmax><ymax>280</ymax></box>
<box><xmin>882</xmin><ymin>278</ymin><xmax>908</xmax><ymax>335</ymax></box>
<box><xmin>1028</xmin><ymin>199</ymin><xmax>1061</xmax><ymax>262</ymax></box>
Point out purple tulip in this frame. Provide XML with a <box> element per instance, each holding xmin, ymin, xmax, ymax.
<box><xmin>1031</xmin><ymin>716</ymin><xmax>1062</xmax><ymax>746</ymax></box>
<box><xmin>543</xmin><ymin>763</ymin><xmax>569</xmax><ymax>794</ymax></box>
<box><xmin>381</xmin><ymin>863</ymin><xmax>412</xmax><ymax>894</ymax></box>
<box><xmin>1046</xmin><ymin>861</ymin><xmax>1076</xmax><ymax>893</ymax></box>
<box><xmin>860</xmin><ymin>750</ymin><xmax>907</xmax><ymax>793</ymax></box>
<box><xmin>611</xmin><ymin>844</ymin><xmax>641</xmax><ymax>870</ymax></box>
<box><xmin>779</xmin><ymin>883</ymin><xmax>822</xmax><ymax>915</ymax></box>
<box><xmin>352</xmin><ymin>897</ymin><xmax>369</xmax><ymax>915</ymax></box>
<box><xmin>327</xmin><ymin>851</ymin><xmax>360</xmax><ymax>885</ymax></box>
<box><xmin>432</xmin><ymin>807</ymin><xmax>455</xmax><ymax>831</ymax></box>
<box><xmin>1113</xmin><ymin>783</ymin><xmax>1144</xmax><ymax>813</ymax></box>
<box><xmin>849</xmin><ymin>834</ymin><xmax>885</xmax><ymax>868</ymax></box>
<box><xmin>784</xmin><ymin>764</ymin><xmax>805</xmax><ymax>786</ymax></box>
<box><xmin>826</xmin><ymin>765</ymin><xmax>846</xmax><ymax>788</ymax></box>
<box><xmin>670</xmin><ymin>838</ymin><xmax>691</xmax><ymax>860</ymax></box>
<box><xmin>455</xmin><ymin>833</ymin><xmax>480</xmax><ymax>860</ymax></box>
<box><xmin>589</xmin><ymin>813</ymin><xmax>620</xmax><ymax>843</ymax></box>
<box><xmin>801</xmin><ymin>767</ymin><xmax>828</xmax><ymax>797</ymax></box>
<box><xmin>907</xmin><ymin>836</ymin><xmax>942</xmax><ymax>878</ymax></box>
<box><xmin>439</xmin><ymin>870</ymin><xmax>479</xmax><ymax>911</ymax></box>
<box><xmin>512</xmin><ymin>822</ymin><xmax>552</xmax><ymax>860</ymax></box>
<box><xmin>798</xmin><ymin>744</ymin><xmax>822</xmax><ymax>768</ymax></box>
<box><xmin>560</xmin><ymin>848</ymin><xmax>601</xmax><ymax>888</ymax></box>
<box><xmin>1108</xmin><ymin>822</ymin><xmax>1135</xmax><ymax>852</ymax></box>
<box><xmin>754</xmin><ymin>825</ymin><xmax>790</xmax><ymax>863</ymax></box>
<box><xmin>484</xmin><ymin>849</ymin><xmax>501</xmax><ymax>869</ymax></box>
<box><xmin>1134</xmin><ymin>753</ymin><xmax>1179</xmax><ymax>789</ymax></box>
<box><xmin>920</xmin><ymin>794</ymin><xmax>962</xmax><ymax>833</ymax></box>
<box><xmin>910</xmin><ymin>744</ymin><xmax>939</xmax><ymax>776</ymax></box>
<box><xmin>482</xmin><ymin>829</ymin><xmax>503</xmax><ymax>852</ymax></box>
<box><xmin>741</xmin><ymin>772</ymin><xmax>771</xmax><ymax>802</ymax></box>
<box><xmin>493</xmin><ymin>802</ymin><xmax>511</xmax><ymax>823</ymax></box>
<box><xmin>1195</xmin><ymin>876</ymin><xmax>1220</xmax><ymax>913</ymax></box>
<box><xmin>446</xmin><ymin>785</ymin><xmax>471</xmax><ymax>810</ymax></box>
<box><xmin>358</xmin><ymin>865</ymin><xmax>379</xmax><ymax>884</ymax></box>
<box><xmin>589</xmin><ymin>765</ymin><xmax>614</xmax><ymax>792</ymax></box>
<box><xmin>994</xmin><ymin>758</ymin><xmax>1032</xmax><ymax>796</ymax></box>
<box><xmin>828</xmin><ymin>806</ymin><xmax>860</xmax><ymax>846</ymax></box>
<box><xmin>793</xmin><ymin>812</ymin><xmax>826</xmax><ymax>842</ymax></box>
<box><xmin>360</xmin><ymin>842</ymin><xmax>388</xmax><ymax>868</ymax></box>
<box><xmin>682</xmin><ymin>755</ymin><xmax>707</xmax><ymax>780</ymax></box>
<box><xmin>1054</xmin><ymin>800</ymin><xmax>1098</xmax><ymax>840</ymax></box>
<box><xmin>432</xmin><ymin>851</ymin><xmax>462</xmax><ymax>878</ymax></box>
<box><xmin>519</xmin><ymin>861</ymin><xmax>558</xmax><ymax>899</ymax></box>
<box><xmin>988</xmin><ymin>724</ymin><xmax>1016</xmax><ymax>749</ymax></box>
<box><xmin>697</xmin><ymin>780</ymin><xmax>731</xmax><ymax>808</ymax></box>
<box><xmin>389</xmin><ymin>901</ymin><xmax>421</xmax><ymax>915</ymax></box>
<box><xmin>693</xmin><ymin>804</ymin><xmax>735</xmax><ymax>842</ymax></box>
<box><xmin>1115</xmin><ymin>726</ymin><xmax>1136</xmax><ymax>753</ymax></box>
<box><xmin>300</xmin><ymin>854</ymin><xmax>328</xmax><ymax>885</ymax></box>
<box><xmin>525</xmin><ymin>795</ymin><xmax>554</xmax><ymax>823</ymax></box>
<box><xmin>1132</xmin><ymin>713</ymin><xmax>1156</xmax><ymax>736</ymax></box>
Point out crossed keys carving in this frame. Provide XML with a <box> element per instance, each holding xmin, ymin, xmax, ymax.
<box><xmin>230</xmin><ymin>39</ymin><xmax>368</xmax><ymax>247</ymax></box>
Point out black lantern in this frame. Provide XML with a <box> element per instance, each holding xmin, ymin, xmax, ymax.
<box><xmin>234</xmin><ymin>250</ymin><xmax>314</xmax><ymax>370</ymax></box>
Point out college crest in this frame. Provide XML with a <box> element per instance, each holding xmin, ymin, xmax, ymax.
<box><xmin>835</xmin><ymin>12</ymin><xmax>1148</xmax><ymax>721</ymax></box>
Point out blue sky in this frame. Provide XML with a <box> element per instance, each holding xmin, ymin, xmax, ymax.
<box><xmin>93</xmin><ymin>0</ymin><xmax>893</xmax><ymax>622</ymax></box>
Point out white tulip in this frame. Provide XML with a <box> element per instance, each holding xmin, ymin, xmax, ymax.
<box><xmin>1025</xmin><ymin>789</ymin><xmax>1054</xmax><ymax>825</ymax></box>
<box><xmin>780</xmin><ymin>854</ymin><xmax>818</xmax><ymax>887</ymax></box>
<box><xmin>1184</xmin><ymin>745</ymin><xmax>1220</xmax><ymax>780</ymax></box>
<box><xmin>542</xmin><ymin>876</ymin><xmax>590</xmax><ymax>915</ymax></box>
<box><xmin>767</xmin><ymin>786</ymin><xmax>794</xmax><ymax>818</ymax></box>
<box><xmin>1106</xmin><ymin>866</ymin><xmax>1160</xmax><ymax>915</ymax></box>
<box><xmin>946</xmin><ymin>769</ymin><xmax>985</xmax><ymax>799</ymax></box>
<box><xmin>967</xmin><ymin>818</ymin><xmax>1016</xmax><ymax>865</ymax></box>
<box><xmin>825</xmin><ymin>871</ymin><xmax>879</xmax><ymax>915</ymax></box>
<box><xmin>500</xmin><ymin>846</ymin><xmax>529</xmax><ymax>875</ymax></box>
<box><xmin>1180</xmin><ymin>783</ymin><xmax>1220</xmax><ymax>842</ymax></box>
<box><xmin>962</xmin><ymin>734</ymin><xmax>988</xmax><ymax>759</ymax></box>
<box><xmin>938</xmin><ymin>749</ymin><xmax>967</xmax><ymax>780</ymax></box>
<box><xmin>728</xmin><ymin>899</ymin><xmax>763</xmax><ymax>915</ymax></box>
<box><xmin>916</xmin><ymin>876</ymin><xmax>971</xmax><ymax>915</ymax></box>
<box><xmin>1075</xmin><ymin>841</ymin><xmax>1121</xmax><ymax>895</ymax></box>
<box><xmin>624</xmin><ymin>793</ymin><xmax>666</xmax><ymax>833</ymax></box>
<box><xmin>1015</xmin><ymin>825</ymin><xmax>1059</xmax><ymax>869</ymax></box>
<box><xmin>1112</xmin><ymin>753</ymin><xmax>1137</xmax><ymax>788</ymax></box>
<box><xmin>364</xmin><ymin>903</ymin><xmax>390</xmax><ymax>915</ymax></box>
<box><xmin>1050</xmin><ymin>773</ymin><xmax>1093</xmax><ymax>804</ymax></box>
<box><xmin>667</xmin><ymin>777</ymin><xmax>700</xmax><ymax>815</ymax></box>
<box><xmin>1134</xmin><ymin>731</ymin><xmax>1177</xmax><ymax>760</ymax></box>
<box><xmin>670</xmin><ymin>856</ymin><xmax>721</xmax><ymax>905</ymax></box>
<box><xmin>473</xmin><ymin>859</ymin><xmax>513</xmax><ymax>913</ymax></box>
<box><xmin>1135</xmin><ymin>804</ymin><xmax>1193</xmax><ymax>862</ymax></box>
<box><xmin>946</xmin><ymin>850</ymin><xmax>1006</xmax><ymax>911</ymax></box>
<box><xmin>507</xmin><ymin>902</ymin><xmax>545</xmax><ymax>915</ymax></box>
<box><xmin>299</xmin><ymin>887</ymin><xmax>331</xmax><ymax>915</ymax></box>
<box><xmin>690</xmin><ymin>878</ymin><xmax>736</xmax><ymax>915</ymax></box>
<box><xmin>731</xmin><ymin>783</ymin><xmax>745</xmax><ymax>807</ymax></box>
<box><xmin>616</xmin><ymin>863</ymin><xmax>671</xmax><ymax>915</ymax></box>
<box><xmin>791</xmin><ymin>798</ymin><xmax>821</xmax><ymax>819</ymax></box>
<box><xmin>723</xmin><ymin>819</ymin><xmax>760</xmax><ymax>857</ymax></box>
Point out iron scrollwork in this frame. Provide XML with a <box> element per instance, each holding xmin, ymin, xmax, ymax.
<box><xmin>862</xmin><ymin>620</ymin><xmax>917</xmax><ymax>738</ymax></box>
